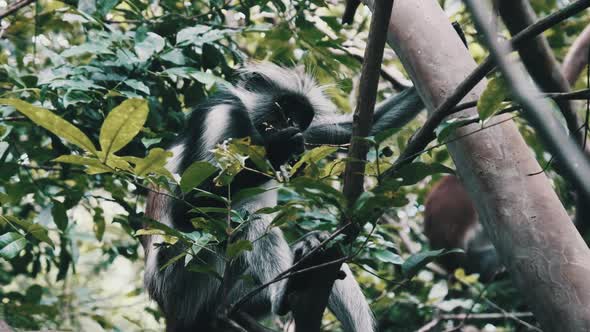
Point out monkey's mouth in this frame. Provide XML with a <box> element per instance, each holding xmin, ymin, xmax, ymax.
<box><xmin>290</xmin><ymin>132</ymin><xmax>305</xmax><ymax>155</ymax></box>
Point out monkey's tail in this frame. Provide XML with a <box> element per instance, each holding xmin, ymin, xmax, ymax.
<box><xmin>328</xmin><ymin>263</ymin><xmax>376</xmax><ymax>332</ymax></box>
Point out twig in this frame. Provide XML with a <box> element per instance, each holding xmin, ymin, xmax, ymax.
<box><xmin>450</xmin><ymin>88</ymin><xmax>590</xmax><ymax>115</ymax></box>
<box><xmin>415</xmin><ymin>318</ymin><xmax>440</xmax><ymax>332</ymax></box>
<box><xmin>343</xmin><ymin>48</ymin><xmax>412</xmax><ymax>90</ymax></box>
<box><xmin>440</xmin><ymin>312</ymin><xmax>534</xmax><ymax>320</ymax></box>
<box><xmin>0</xmin><ymin>0</ymin><xmax>35</xmax><ymax>19</ymax></box>
<box><xmin>0</xmin><ymin>116</ymin><xmax>26</xmax><ymax>122</ymax></box>
<box><xmin>443</xmin><ymin>283</ymin><xmax>490</xmax><ymax>332</ymax></box>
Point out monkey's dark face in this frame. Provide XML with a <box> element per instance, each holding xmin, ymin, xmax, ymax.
<box><xmin>256</xmin><ymin>93</ymin><xmax>315</xmax><ymax>168</ymax></box>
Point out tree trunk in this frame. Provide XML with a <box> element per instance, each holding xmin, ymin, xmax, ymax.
<box><xmin>362</xmin><ymin>0</ymin><xmax>590</xmax><ymax>330</ymax></box>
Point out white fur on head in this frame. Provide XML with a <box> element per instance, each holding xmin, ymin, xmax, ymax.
<box><xmin>233</xmin><ymin>62</ymin><xmax>337</xmax><ymax>116</ymax></box>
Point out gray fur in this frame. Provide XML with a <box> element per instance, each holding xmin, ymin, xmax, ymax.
<box><xmin>144</xmin><ymin>63</ymin><xmax>423</xmax><ymax>331</ymax></box>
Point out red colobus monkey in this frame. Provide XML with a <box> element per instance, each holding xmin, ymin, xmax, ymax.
<box><xmin>424</xmin><ymin>175</ymin><xmax>502</xmax><ymax>281</ymax></box>
<box><xmin>143</xmin><ymin>63</ymin><xmax>424</xmax><ymax>331</ymax></box>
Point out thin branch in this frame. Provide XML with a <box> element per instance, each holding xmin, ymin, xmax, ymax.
<box><xmin>343</xmin><ymin>48</ymin><xmax>412</xmax><ymax>90</ymax></box>
<box><xmin>440</xmin><ymin>312</ymin><xmax>535</xmax><ymax>320</ymax></box>
<box><xmin>0</xmin><ymin>116</ymin><xmax>26</xmax><ymax>122</ymax></box>
<box><xmin>416</xmin><ymin>318</ymin><xmax>440</xmax><ymax>332</ymax></box>
<box><xmin>450</xmin><ymin>88</ymin><xmax>590</xmax><ymax>115</ymax></box>
<box><xmin>0</xmin><ymin>0</ymin><xmax>35</xmax><ymax>19</ymax></box>
<box><xmin>383</xmin><ymin>0</ymin><xmax>590</xmax><ymax>178</ymax></box>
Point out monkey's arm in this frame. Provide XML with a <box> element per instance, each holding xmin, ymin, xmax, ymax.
<box><xmin>304</xmin><ymin>87</ymin><xmax>424</xmax><ymax>145</ymax></box>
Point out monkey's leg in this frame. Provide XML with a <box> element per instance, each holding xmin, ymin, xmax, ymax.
<box><xmin>241</xmin><ymin>215</ymin><xmax>293</xmax><ymax>314</ymax></box>
<box><xmin>290</xmin><ymin>232</ymin><xmax>376</xmax><ymax>332</ymax></box>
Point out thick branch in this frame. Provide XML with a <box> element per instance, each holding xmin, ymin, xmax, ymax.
<box><xmin>498</xmin><ymin>0</ymin><xmax>581</xmax><ymax>142</ymax></box>
<box><xmin>384</xmin><ymin>0</ymin><xmax>590</xmax><ymax>175</ymax></box>
<box><xmin>342</xmin><ymin>0</ymin><xmax>394</xmax><ymax>206</ymax></box>
<box><xmin>563</xmin><ymin>24</ymin><xmax>590</xmax><ymax>85</ymax></box>
<box><xmin>465</xmin><ymin>0</ymin><xmax>590</xmax><ymax>329</ymax></box>
<box><xmin>363</xmin><ymin>0</ymin><xmax>590</xmax><ymax>330</ymax></box>
<box><xmin>468</xmin><ymin>0</ymin><xmax>590</xmax><ymax>203</ymax></box>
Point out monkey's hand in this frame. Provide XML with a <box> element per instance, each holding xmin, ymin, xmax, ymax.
<box><xmin>264</xmin><ymin>127</ymin><xmax>305</xmax><ymax>168</ymax></box>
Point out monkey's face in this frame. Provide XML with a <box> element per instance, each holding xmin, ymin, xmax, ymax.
<box><xmin>256</xmin><ymin>94</ymin><xmax>315</xmax><ymax>168</ymax></box>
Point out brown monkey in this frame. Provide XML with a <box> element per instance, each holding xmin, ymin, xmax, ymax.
<box><xmin>424</xmin><ymin>175</ymin><xmax>503</xmax><ymax>281</ymax></box>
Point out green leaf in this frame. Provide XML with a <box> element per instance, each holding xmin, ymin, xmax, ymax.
<box><xmin>53</xmin><ymin>155</ymin><xmax>112</xmax><ymax>173</ymax></box>
<box><xmin>8</xmin><ymin>216</ymin><xmax>54</xmax><ymax>248</ymax></box>
<box><xmin>97</xmin><ymin>0</ymin><xmax>119</xmax><ymax>16</ymax></box>
<box><xmin>290</xmin><ymin>146</ymin><xmax>338</xmax><ymax>176</ymax></box>
<box><xmin>394</xmin><ymin>162</ymin><xmax>454</xmax><ymax>186</ymax></box>
<box><xmin>123</xmin><ymin>79</ymin><xmax>150</xmax><ymax>95</ymax></box>
<box><xmin>478</xmin><ymin>75</ymin><xmax>509</xmax><ymax>122</ymax></box>
<box><xmin>229</xmin><ymin>138</ymin><xmax>270</xmax><ymax>173</ymax></box>
<box><xmin>352</xmin><ymin>191</ymin><xmax>394</xmax><ymax>224</ymax></box>
<box><xmin>132</xmin><ymin>148</ymin><xmax>173</xmax><ymax>177</ymax></box>
<box><xmin>374</xmin><ymin>249</ymin><xmax>404</xmax><ymax>265</ymax></box>
<box><xmin>63</xmin><ymin>90</ymin><xmax>93</xmax><ymax>108</ymax></box>
<box><xmin>176</xmin><ymin>25</ymin><xmax>210</xmax><ymax>45</ymax></box>
<box><xmin>226</xmin><ymin>239</ymin><xmax>253</xmax><ymax>259</ymax></box>
<box><xmin>160</xmin><ymin>252</ymin><xmax>187</xmax><ymax>271</ymax></box>
<box><xmin>233</xmin><ymin>187</ymin><xmax>272</xmax><ymax>205</ymax></box>
<box><xmin>93</xmin><ymin>207</ymin><xmax>105</xmax><ymax>241</ymax></box>
<box><xmin>140</xmin><ymin>218</ymin><xmax>185</xmax><ymax>239</ymax></box>
<box><xmin>163</xmin><ymin>67</ymin><xmax>228</xmax><ymax>86</ymax></box>
<box><xmin>435</xmin><ymin>115</ymin><xmax>479</xmax><ymax>142</ymax></box>
<box><xmin>61</xmin><ymin>40</ymin><xmax>113</xmax><ymax>57</ymax></box>
<box><xmin>0</xmin><ymin>232</ymin><xmax>27</xmax><ymax>259</ymax></box>
<box><xmin>134</xmin><ymin>32</ymin><xmax>165</xmax><ymax>61</ymax></box>
<box><xmin>99</xmin><ymin>98</ymin><xmax>149</xmax><ymax>157</ymax></box>
<box><xmin>0</xmin><ymin>98</ymin><xmax>97</xmax><ymax>154</ymax></box>
<box><xmin>180</xmin><ymin>161</ymin><xmax>218</xmax><ymax>193</ymax></box>
<box><xmin>160</xmin><ymin>48</ymin><xmax>186</xmax><ymax>65</ymax></box>
<box><xmin>51</xmin><ymin>201</ymin><xmax>68</xmax><ymax>232</ymax></box>
<box><xmin>402</xmin><ymin>249</ymin><xmax>462</xmax><ymax>278</ymax></box>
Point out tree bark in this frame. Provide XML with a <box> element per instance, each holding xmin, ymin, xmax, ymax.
<box><xmin>563</xmin><ymin>24</ymin><xmax>590</xmax><ymax>85</ymax></box>
<box><xmin>497</xmin><ymin>0</ymin><xmax>590</xmax><ymax>235</ymax></box>
<box><xmin>362</xmin><ymin>0</ymin><xmax>590</xmax><ymax>330</ymax></box>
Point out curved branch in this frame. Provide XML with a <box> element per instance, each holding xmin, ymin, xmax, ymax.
<box><xmin>563</xmin><ymin>24</ymin><xmax>590</xmax><ymax>85</ymax></box>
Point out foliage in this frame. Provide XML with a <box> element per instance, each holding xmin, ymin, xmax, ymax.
<box><xmin>0</xmin><ymin>0</ymin><xmax>587</xmax><ymax>331</ymax></box>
